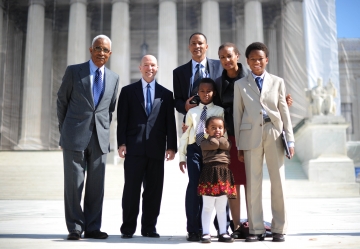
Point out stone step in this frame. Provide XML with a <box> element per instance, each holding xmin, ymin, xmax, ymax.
<box><xmin>0</xmin><ymin>151</ymin><xmax>358</xmax><ymax>200</ymax></box>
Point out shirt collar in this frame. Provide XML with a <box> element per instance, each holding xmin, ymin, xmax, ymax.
<box><xmin>141</xmin><ymin>78</ymin><xmax>156</xmax><ymax>89</ymax></box>
<box><xmin>198</xmin><ymin>101</ymin><xmax>214</xmax><ymax>109</ymax></box>
<box><xmin>89</xmin><ymin>59</ymin><xmax>105</xmax><ymax>74</ymax></box>
<box><xmin>192</xmin><ymin>58</ymin><xmax>207</xmax><ymax>72</ymax></box>
<box><xmin>251</xmin><ymin>71</ymin><xmax>266</xmax><ymax>80</ymax></box>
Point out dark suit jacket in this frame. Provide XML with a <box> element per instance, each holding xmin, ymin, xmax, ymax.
<box><xmin>173</xmin><ymin>58</ymin><xmax>223</xmax><ymax>115</ymax></box>
<box><xmin>57</xmin><ymin>61</ymin><xmax>119</xmax><ymax>153</ymax></box>
<box><xmin>116</xmin><ymin>80</ymin><xmax>177</xmax><ymax>160</ymax></box>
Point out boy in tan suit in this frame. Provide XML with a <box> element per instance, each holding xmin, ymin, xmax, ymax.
<box><xmin>233</xmin><ymin>42</ymin><xmax>295</xmax><ymax>242</ymax></box>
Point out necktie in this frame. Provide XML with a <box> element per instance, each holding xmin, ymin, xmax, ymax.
<box><xmin>192</xmin><ymin>64</ymin><xmax>202</xmax><ymax>95</ymax></box>
<box><xmin>93</xmin><ymin>68</ymin><xmax>103</xmax><ymax>107</ymax></box>
<box><xmin>255</xmin><ymin>77</ymin><xmax>263</xmax><ymax>93</ymax></box>
<box><xmin>146</xmin><ymin>84</ymin><xmax>152</xmax><ymax>116</ymax></box>
<box><xmin>196</xmin><ymin>106</ymin><xmax>207</xmax><ymax>145</ymax></box>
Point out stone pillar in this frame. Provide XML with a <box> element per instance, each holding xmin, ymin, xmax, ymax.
<box><xmin>267</xmin><ymin>25</ymin><xmax>278</xmax><ymax>75</ymax></box>
<box><xmin>201</xmin><ymin>0</ymin><xmax>220</xmax><ymax>59</ymax></box>
<box><xmin>244</xmin><ymin>0</ymin><xmax>264</xmax><ymax>46</ymax></box>
<box><xmin>67</xmin><ymin>0</ymin><xmax>87</xmax><ymax>65</ymax></box>
<box><xmin>17</xmin><ymin>0</ymin><xmax>45</xmax><ymax>149</ymax></box>
<box><xmin>158</xmin><ymin>0</ymin><xmax>177</xmax><ymax>91</ymax></box>
<box><xmin>41</xmin><ymin>19</ymin><xmax>53</xmax><ymax>149</ymax></box>
<box><xmin>235</xmin><ymin>13</ymin><xmax>247</xmax><ymax>66</ymax></box>
<box><xmin>0</xmin><ymin>0</ymin><xmax>3</xmax><ymax>62</ymax></box>
<box><xmin>283</xmin><ymin>0</ymin><xmax>308</xmax><ymax>125</ymax></box>
<box><xmin>110</xmin><ymin>0</ymin><xmax>130</xmax><ymax>160</ymax></box>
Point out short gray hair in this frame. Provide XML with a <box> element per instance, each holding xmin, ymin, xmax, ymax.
<box><xmin>91</xmin><ymin>35</ymin><xmax>112</xmax><ymax>48</ymax></box>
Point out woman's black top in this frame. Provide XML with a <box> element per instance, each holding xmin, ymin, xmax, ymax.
<box><xmin>214</xmin><ymin>63</ymin><xmax>248</xmax><ymax>136</ymax></box>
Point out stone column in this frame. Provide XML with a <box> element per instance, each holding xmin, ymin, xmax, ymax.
<box><xmin>266</xmin><ymin>24</ymin><xmax>278</xmax><ymax>75</ymax></box>
<box><xmin>283</xmin><ymin>0</ymin><xmax>308</xmax><ymax>125</ymax></box>
<box><xmin>41</xmin><ymin>19</ymin><xmax>53</xmax><ymax>149</ymax></box>
<box><xmin>0</xmin><ymin>0</ymin><xmax>3</xmax><ymax>63</ymax></box>
<box><xmin>17</xmin><ymin>0</ymin><xmax>45</xmax><ymax>149</ymax></box>
<box><xmin>158</xmin><ymin>0</ymin><xmax>177</xmax><ymax>91</ymax></box>
<box><xmin>67</xmin><ymin>0</ymin><xmax>87</xmax><ymax>65</ymax></box>
<box><xmin>244</xmin><ymin>0</ymin><xmax>264</xmax><ymax>46</ymax></box>
<box><xmin>235</xmin><ymin>13</ymin><xmax>247</xmax><ymax>66</ymax></box>
<box><xmin>110</xmin><ymin>0</ymin><xmax>130</xmax><ymax>159</ymax></box>
<box><xmin>201</xmin><ymin>0</ymin><xmax>220</xmax><ymax>59</ymax></box>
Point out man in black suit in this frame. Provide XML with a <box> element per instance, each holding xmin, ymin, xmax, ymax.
<box><xmin>57</xmin><ymin>35</ymin><xmax>119</xmax><ymax>240</ymax></box>
<box><xmin>173</xmin><ymin>32</ymin><xmax>226</xmax><ymax>241</ymax></box>
<box><xmin>173</xmin><ymin>32</ymin><xmax>223</xmax><ymax>116</ymax></box>
<box><xmin>117</xmin><ymin>55</ymin><xmax>177</xmax><ymax>239</ymax></box>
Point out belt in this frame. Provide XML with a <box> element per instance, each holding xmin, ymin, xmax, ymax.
<box><xmin>263</xmin><ymin>117</ymin><xmax>271</xmax><ymax>124</ymax></box>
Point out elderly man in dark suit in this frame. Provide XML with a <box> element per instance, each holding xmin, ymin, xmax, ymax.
<box><xmin>173</xmin><ymin>32</ymin><xmax>226</xmax><ymax>242</ymax></box>
<box><xmin>57</xmin><ymin>35</ymin><xmax>119</xmax><ymax>240</ymax></box>
<box><xmin>117</xmin><ymin>55</ymin><xmax>177</xmax><ymax>239</ymax></box>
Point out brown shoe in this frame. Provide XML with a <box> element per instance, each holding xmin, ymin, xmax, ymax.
<box><xmin>272</xmin><ymin>233</ymin><xmax>285</xmax><ymax>242</ymax></box>
<box><xmin>245</xmin><ymin>233</ymin><xmax>265</xmax><ymax>242</ymax></box>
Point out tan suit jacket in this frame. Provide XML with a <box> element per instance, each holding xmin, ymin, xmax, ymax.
<box><xmin>233</xmin><ymin>72</ymin><xmax>294</xmax><ymax>150</ymax></box>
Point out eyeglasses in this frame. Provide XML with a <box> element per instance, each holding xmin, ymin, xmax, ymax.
<box><xmin>93</xmin><ymin>46</ymin><xmax>111</xmax><ymax>54</ymax></box>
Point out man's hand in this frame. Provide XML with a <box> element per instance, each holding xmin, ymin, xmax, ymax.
<box><xmin>237</xmin><ymin>150</ymin><xmax>244</xmax><ymax>162</ymax></box>
<box><xmin>287</xmin><ymin>147</ymin><xmax>295</xmax><ymax>159</ymax></box>
<box><xmin>182</xmin><ymin>123</ymin><xmax>189</xmax><ymax>133</ymax></box>
<box><xmin>165</xmin><ymin>149</ymin><xmax>175</xmax><ymax>161</ymax></box>
<box><xmin>286</xmin><ymin>94</ymin><xmax>293</xmax><ymax>107</ymax></box>
<box><xmin>179</xmin><ymin>162</ymin><xmax>187</xmax><ymax>173</ymax></box>
<box><xmin>185</xmin><ymin>96</ymin><xmax>198</xmax><ymax>112</ymax></box>
<box><xmin>118</xmin><ymin>145</ymin><xmax>126</xmax><ymax>158</ymax></box>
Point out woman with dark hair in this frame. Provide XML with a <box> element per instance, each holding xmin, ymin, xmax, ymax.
<box><xmin>214</xmin><ymin>43</ymin><xmax>292</xmax><ymax>238</ymax></box>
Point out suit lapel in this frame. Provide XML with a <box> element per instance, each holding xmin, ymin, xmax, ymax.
<box><xmin>146</xmin><ymin>82</ymin><xmax>163</xmax><ymax>139</ymax></box>
<box><xmin>184</xmin><ymin>60</ymin><xmax>192</xmax><ymax>97</ymax></box>
<box><xmin>247</xmin><ymin>74</ymin><xmax>261</xmax><ymax>96</ymax></box>
<box><xmin>79</xmin><ymin>62</ymin><xmax>94</xmax><ymax>109</ymax></box>
<box><xmin>261</xmin><ymin>71</ymin><xmax>272</xmax><ymax>96</ymax></box>
<box><xmin>134</xmin><ymin>80</ymin><xmax>146</xmax><ymax>114</ymax></box>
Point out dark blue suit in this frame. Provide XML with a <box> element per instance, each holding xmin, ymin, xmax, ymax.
<box><xmin>173</xmin><ymin>58</ymin><xmax>223</xmax><ymax>115</ymax></box>
<box><xmin>117</xmin><ymin>80</ymin><xmax>177</xmax><ymax>235</ymax></box>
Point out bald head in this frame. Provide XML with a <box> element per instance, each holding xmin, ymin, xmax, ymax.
<box><xmin>139</xmin><ymin>55</ymin><xmax>158</xmax><ymax>83</ymax></box>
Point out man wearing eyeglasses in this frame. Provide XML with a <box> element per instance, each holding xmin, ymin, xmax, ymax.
<box><xmin>57</xmin><ymin>35</ymin><xmax>119</xmax><ymax>240</ymax></box>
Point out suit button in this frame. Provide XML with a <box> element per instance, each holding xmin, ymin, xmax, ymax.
<box><xmin>260</xmin><ymin>124</ymin><xmax>262</xmax><ymax>126</ymax></box>
<box><xmin>260</xmin><ymin>112</ymin><xmax>262</xmax><ymax>114</ymax></box>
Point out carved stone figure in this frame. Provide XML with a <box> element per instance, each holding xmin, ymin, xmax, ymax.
<box><xmin>305</xmin><ymin>77</ymin><xmax>337</xmax><ymax>116</ymax></box>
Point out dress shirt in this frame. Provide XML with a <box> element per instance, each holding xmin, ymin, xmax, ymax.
<box><xmin>179</xmin><ymin>102</ymin><xmax>225</xmax><ymax>162</ymax></box>
<box><xmin>89</xmin><ymin>59</ymin><xmax>105</xmax><ymax>92</ymax></box>
<box><xmin>141</xmin><ymin>78</ymin><xmax>155</xmax><ymax>108</ymax></box>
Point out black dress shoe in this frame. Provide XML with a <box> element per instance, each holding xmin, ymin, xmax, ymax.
<box><xmin>272</xmin><ymin>233</ymin><xmax>285</xmax><ymax>242</ymax></box>
<box><xmin>201</xmin><ymin>234</ymin><xmax>211</xmax><ymax>243</ymax></box>
<box><xmin>245</xmin><ymin>233</ymin><xmax>265</xmax><ymax>242</ymax></box>
<box><xmin>67</xmin><ymin>230</ymin><xmax>81</xmax><ymax>240</ymax></box>
<box><xmin>84</xmin><ymin>230</ymin><xmax>108</xmax><ymax>239</ymax></box>
<box><xmin>218</xmin><ymin>233</ymin><xmax>234</xmax><ymax>243</ymax></box>
<box><xmin>141</xmin><ymin>232</ymin><xmax>160</xmax><ymax>238</ymax></box>
<box><xmin>186</xmin><ymin>232</ymin><xmax>200</xmax><ymax>242</ymax></box>
<box><xmin>121</xmin><ymin>234</ymin><xmax>133</xmax><ymax>239</ymax></box>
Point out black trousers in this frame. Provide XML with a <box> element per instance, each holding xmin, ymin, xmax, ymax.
<box><xmin>120</xmin><ymin>154</ymin><xmax>164</xmax><ymax>235</ymax></box>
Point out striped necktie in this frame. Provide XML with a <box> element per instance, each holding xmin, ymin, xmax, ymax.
<box><xmin>192</xmin><ymin>64</ymin><xmax>202</xmax><ymax>95</ymax></box>
<box><xmin>255</xmin><ymin>77</ymin><xmax>263</xmax><ymax>93</ymax></box>
<box><xmin>196</xmin><ymin>105</ymin><xmax>207</xmax><ymax>145</ymax></box>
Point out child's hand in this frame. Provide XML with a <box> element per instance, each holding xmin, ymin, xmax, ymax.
<box><xmin>182</xmin><ymin>123</ymin><xmax>189</xmax><ymax>133</ymax></box>
<box><xmin>179</xmin><ymin>162</ymin><xmax>187</xmax><ymax>173</ymax></box>
<box><xmin>237</xmin><ymin>150</ymin><xmax>244</xmax><ymax>162</ymax></box>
